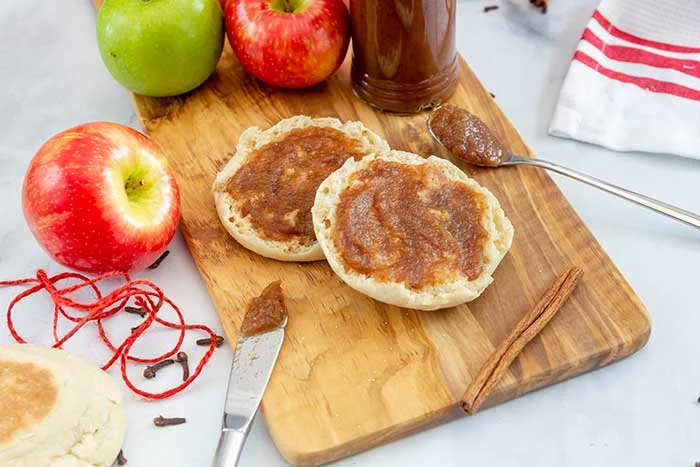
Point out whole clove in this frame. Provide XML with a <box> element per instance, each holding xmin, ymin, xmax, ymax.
<box><xmin>153</xmin><ymin>415</ymin><xmax>186</xmax><ymax>427</ymax></box>
<box><xmin>196</xmin><ymin>335</ymin><xmax>224</xmax><ymax>347</ymax></box>
<box><xmin>131</xmin><ymin>324</ymin><xmax>147</xmax><ymax>334</ymax></box>
<box><xmin>483</xmin><ymin>5</ymin><xmax>499</xmax><ymax>13</ymax></box>
<box><xmin>115</xmin><ymin>449</ymin><xmax>127</xmax><ymax>465</ymax></box>
<box><xmin>124</xmin><ymin>306</ymin><xmax>146</xmax><ymax>318</ymax></box>
<box><xmin>143</xmin><ymin>359</ymin><xmax>175</xmax><ymax>379</ymax></box>
<box><xmin>530</xmin><ymin>0</ymin><xmax>548</xmax><ymax>14</ymax></box>
<box><xmin>175</xmin><ymin>351</ymin><xmax>189</xmax><ymax>381</ymax></box>
<box><xmin>148</xmin><ymin>250</ymin><xmax>170</xmax><ymax>269</ymax></box>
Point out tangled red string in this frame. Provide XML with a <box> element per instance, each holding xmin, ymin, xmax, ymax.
<box><xmin>0</xmin><ymin>269</ymin><xmax>218</xmax><ymax>400</ymax></box>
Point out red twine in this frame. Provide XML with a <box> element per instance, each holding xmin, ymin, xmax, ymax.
<box><xmin>0</xmin><ymin>269</ymin><xmax>218</xmax><ymax>400</ymax></box>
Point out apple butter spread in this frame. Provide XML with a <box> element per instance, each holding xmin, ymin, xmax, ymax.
<box><xmin>350</xmin><ymin>0</ymin><xmax>458</xmax><ymax>113</ymax></box>
<box><xmin>227</xmin><ymin>127</ymin><xmax>367</xmax><ymax>243</ymax></box>
<box><xmin>333</xmin><ymin>160</ymin><xmax>488</xmax><ymax>289</ymax></box>
<box><xmin>240</xmin><ymin>281</ymin><xmax>287</xmax><ymax>336</ymax></box>
<box><xmin>0</xmin><ymin>360</ymin><xmax>58</xmax><ymax>443</ymax></box>
<box><xmin>430</xmin><ymin>104</ymin><xmax>507</xmax><ymax>167</ymax></box>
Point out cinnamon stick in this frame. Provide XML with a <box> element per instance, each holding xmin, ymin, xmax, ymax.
<box><xmin>461</xmin><ymin>266</ymin><xmax>583</xmax><ymax>414</ymax></box>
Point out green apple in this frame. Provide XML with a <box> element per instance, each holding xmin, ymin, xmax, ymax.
<box><xmin>97</xmin><ymin>0</ymin><xmax>225</xmax><ymax>97</ymax></box>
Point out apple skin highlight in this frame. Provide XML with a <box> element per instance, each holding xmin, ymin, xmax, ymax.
<box><xmin>22</xmin><ymin>122</ymin><xmax>181</xmax><ymax>274</ymax></box>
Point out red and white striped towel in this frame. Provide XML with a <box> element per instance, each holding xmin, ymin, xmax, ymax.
<box><xmin>549</xmin><ymin>0</ymin><xmax>700</xmax><ymax>159</ymax></box>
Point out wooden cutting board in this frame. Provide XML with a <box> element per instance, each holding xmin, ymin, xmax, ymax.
<box><xmin>91</xmin><ymin>5</ymin><xmax>650</xmax><ymax>463</ymax></box>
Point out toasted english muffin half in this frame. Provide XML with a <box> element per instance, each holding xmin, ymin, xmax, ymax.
<box><xmin>0</xmin><ymin>344</ymin><xmax>127</xmax><ymax>467</ymax></box>
<box><xmin>312</xmin><ymin>151</ymin><xmax>514</xmax><ymax>310</ymax></box>
<box><xmin>213</xmin><ymin>116</ymin><xmax>390</xmax><ymax>261</ymax></box>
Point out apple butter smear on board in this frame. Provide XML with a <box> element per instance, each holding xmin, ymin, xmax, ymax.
<box><xmin>333</xmin><ymin>159</ymin><xmax>488</xmax><ymax>289</ymax></box>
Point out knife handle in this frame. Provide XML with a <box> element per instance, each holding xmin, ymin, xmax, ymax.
<box><xmin>212</xmin><ymin>429</ymin><xmax>248</xmax><ymax>467</ymax></box>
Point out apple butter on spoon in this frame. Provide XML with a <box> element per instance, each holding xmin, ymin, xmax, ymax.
<box><xmin>427</xmin><ymin>104</ymin><xmax>700</xmax><ymax>229</ymax></box>
<box><xmin>428</xmin><ymin>104</ymin><xmax>506</xmax><ymax>167</ymax></box>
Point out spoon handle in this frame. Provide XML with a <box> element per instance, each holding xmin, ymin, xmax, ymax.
<box><xmin>507</xmin><ymin>155</ymin><xmax>700</xmax><ymax>229</ymax></box>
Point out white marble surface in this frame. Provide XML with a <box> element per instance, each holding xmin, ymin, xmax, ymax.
<box><xmin>1</xmin><ymin>1</ymin><xmax>699</xmax><ymax>466</ymax></box>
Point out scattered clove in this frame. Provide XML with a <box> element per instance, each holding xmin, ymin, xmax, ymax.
<box><xmin>153</xmin><ymin>415</ymin><xmax>186</xmax><ymax>427</ymax></box>
<box><xmin>115</xmin><ymin>449</ymin><xmax>127</xmax><ymax>465</ymax></box>
<box><xmin>489</xmin><ymin>92</ymin><xmax>496</xmax><ymax>98</ymax></box>
<box><xmin>124</xmin><ymin>306</ymin><xmax>146</xmax><ymax>318</ymax></box>
<box><xmin>530</xmin><ymin>0</ymin><xmax>547</xmax><ymax>14</ymax></box>
<box><xmin>483</xmin><ymin>5</ymin><xmax>499</xmax><ymax>13</ymax></box>
<box><xmin>196</xmin><ymin>335</ymin><xmax>224</xmax><ymax>347</ymax></box>
<box><xmin>175</xmin><ymin>351</ymin><xmax>189</xmax><ymax>381</ymax></box>
<box><xmin>143</xmin><ymin>359</ymin><xmax>175</xmax><ymax>379</ymax></box>
<box><xmin>148</xmin><ymin>250</ymin><xmax>170</xmax><ymax>269</ymax></box>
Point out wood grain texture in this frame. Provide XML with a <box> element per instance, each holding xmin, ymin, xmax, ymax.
<box><xmin>91</xmin><ymin>3</ymin><xmax>650</xmax><ymax>463</ymax></box>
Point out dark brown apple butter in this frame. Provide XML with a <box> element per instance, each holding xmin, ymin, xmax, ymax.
<box><xmin>430</xmin><ymin>104</ymin><xmax>507</xmax><ymax>167</ymax></box>
<box><xmin>226</xmin><ymin>127</ymin><xmax>367</xmax><ymax>244</ymax></box>
<box><xmin>240</xmin><ymin>281</ymin><xmax>287</xmax><ymax>336</ymax></box>
<box><xmin>333</xmin><ymin>160</ymin><xmax>488</xmax><ymax>289</ymax></box>
<box><xmin>350</xmin><ymin>0</ymin><xmax>458</xmax><ymax>113</ymax></box>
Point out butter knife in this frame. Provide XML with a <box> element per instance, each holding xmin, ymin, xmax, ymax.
<box><xmin>211</xmin><ymin>316</ymin><xmax>287</xmax><ymax>466</ymax></box>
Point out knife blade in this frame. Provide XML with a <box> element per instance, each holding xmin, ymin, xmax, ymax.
<box><xmin>212</xmin><ymin>316</ymin><xmax>287</xmax><ymax>467</ymax></box>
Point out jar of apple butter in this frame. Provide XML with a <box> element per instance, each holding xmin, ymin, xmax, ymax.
<box><xmin>350</xmin><ymin>0</ymin><xmax>458</xmax><ymax>113</ymax></box>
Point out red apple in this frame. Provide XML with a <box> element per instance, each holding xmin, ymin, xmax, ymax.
<box><xmin>225</xmin><ymin>0</ymin><xmax>350</xmax><ymax>88</ymax></box>
<box><xmin>22</xmin><ymin>122</ymin><xmax>180</xmax><ymax>274</ymax></box>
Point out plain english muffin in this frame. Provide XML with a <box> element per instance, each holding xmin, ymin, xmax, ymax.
<box><xmin>312</xmin><ymin>151</ymin><xmax>514</xmax><ymax>311</ymax></box>
<box><xmin>0</xmin><ymin>344</ymin><xmax>127</xmax><ymax>467</ymax></box>
<box><xmin>213</xmin><ymin>116</ymin><xmax>390</xmax><ymax>261</ymax></box>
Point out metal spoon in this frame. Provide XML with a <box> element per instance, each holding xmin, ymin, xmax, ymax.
<box><xmin>427</xmin><ymin>108</ymin><xmax>700</xmax><ymax>229</ymax></box>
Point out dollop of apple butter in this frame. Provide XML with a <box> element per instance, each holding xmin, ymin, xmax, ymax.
<box><xmin>430</xmin><ymin>104</ymin><xmax>506</xmax><ymax>167</ymax></box>
<box><xmin>333</xmin><ymin>160</ymin><xmax>488</xmax><ymax>289</ymax></box>
<box><xmin>227</xmin><ymin>127</ymin><xmax>368</xmax><ymax>244</ymax></box>
<box><xmin>240</xmin><ymin>281</ymin><xmax>287</xmax><ymax>336</ymax></box>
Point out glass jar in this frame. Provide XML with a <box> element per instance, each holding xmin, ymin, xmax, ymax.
<box><xmin>350</xmin><ymin>0</ymin><xmax>459</xmax><ymax>113</ymax></box>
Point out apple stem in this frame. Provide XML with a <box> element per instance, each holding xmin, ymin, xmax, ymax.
<box><xmin>283</xmin><ymin>0</ymin><xmax>293</xmax><ymax>12</ymax></box>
